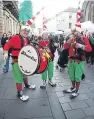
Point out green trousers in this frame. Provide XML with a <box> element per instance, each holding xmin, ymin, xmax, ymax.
<box><xmin>42</xmin><ymin>61</ymin><xmax>54</xmax><ymax>81</ymax></box>
<box><xmin>68</xmin><ymin>61</ymin><xmax>85</xmax><ymax>82</ymax></box>
<box><xmin>12</xmin><ymin>62</ymin><xmax>27</xmax><ymax>83</ymax></box>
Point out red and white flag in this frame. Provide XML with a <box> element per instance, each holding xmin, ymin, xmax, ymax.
<box><xmin>26</xmin><ymin>7</ymin><xmax>44</xmax><ymax>26</ymax></box>
<box><xmin>75</xmin><ymin>2</ymin><xmax>81</xmax><ymax>28</ymax></box>
<box><xmin>43</xmin><ymin>15</ymin><xmax>47</xmax><ymax>31</ymax></box>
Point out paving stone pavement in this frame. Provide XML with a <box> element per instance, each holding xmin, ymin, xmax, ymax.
<box><xmin>1</xmin><ymin>51</ymin><xmax>94</xmax><ymax>119</ymax></box>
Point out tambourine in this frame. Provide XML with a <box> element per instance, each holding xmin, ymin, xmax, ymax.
<box><xmin>18</xmin><ymin>42</ymin><xmax>51</xmax><ymax>76</ymax></box>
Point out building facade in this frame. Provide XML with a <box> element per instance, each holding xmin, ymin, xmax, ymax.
<box><xmin>45</xmin><ymin>17</ymin><xmax>57</xmax><ymax>33</ymax></box>
<box><xmin>56</xmin><ymin>8</ymin><xmax>77</xmax><ymax>31</ymax></box>
<box><xmin>81</xmin><ymin>1</ymin><xmax>94</xmax><ymax>23</ymax></box>
<box><xmin>45</xmin><ymin>7</ymin><xmax>77</xmax><ymax>33</ymax></box>
<box><xmin>0</xmin><ymin>1</ymin><xmax>19</xmax><ymax>36</ymax></box>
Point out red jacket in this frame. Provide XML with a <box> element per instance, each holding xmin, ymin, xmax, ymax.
<box><xmin>38</xmin><ymin>40</ymin><xmax>55</xmax><ymax>60</ymax></box>
<box><xmin>38</xmin><ymin>40</ymin><xmax>49</xmax><ymax>47</ymax></box>
<box><xmin>64</xmin><ymin>36</ymin><xmax>92</xmax><ymax>62</ymax></box>
<box><xmin>4</xmin><ymin>35</ymin><xmax>29</xmax><ymax>57</ymax></box>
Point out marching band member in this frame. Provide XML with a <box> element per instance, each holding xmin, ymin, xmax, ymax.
<box><xmin>3</xmin><ymin>25</ymin><xmax>36</xmax><ymax>102</ymax></box>
<box><xmin>39</xmin><ymin>36</ymin><xmax>58</xmax><ymax>88</ymax></box>
<box><xmin>63</xmin><ymin>30</ymin><xmax>92</xmax><ymax>98</ymax></box>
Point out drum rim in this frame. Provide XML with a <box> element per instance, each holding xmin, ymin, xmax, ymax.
<box><xmin>18</xmin><ymin>45</ymin><xmax>40</xmax><ymax>76</ymax></box>
<box><xmin>36</xmin><ymin>49</ymin><xmax>48</xmax><ymax>74</ymax></box>
<box><xmin>36</xmin><ymin>61</ymin><xmax>48</xmax><ymax>74</ymax></box>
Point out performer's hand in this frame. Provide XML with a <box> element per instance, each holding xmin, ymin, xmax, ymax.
<box><xmin>75</xmin><ymin>43</ymin><xmax>85</xmax><ymax>50</ymax></box>
<box><xmin>6</xmin><ymin>40</ymin><xmax>8</xmax><ymax>42</ymax></box>
<box><xmin>4</xmin><ymin>52</ymin><xmax>8</xmax><ymax>61</ymax></box>
<box><xmin>71</xmin><ymin>41</ymin><xmax>76</xmax><ymax>46</ymax></box>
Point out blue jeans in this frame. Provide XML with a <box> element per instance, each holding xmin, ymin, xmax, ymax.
<box><xmin>3</xmin><ymin>54</ymin><xmax>10</xmax><ymax>71</ymax></box>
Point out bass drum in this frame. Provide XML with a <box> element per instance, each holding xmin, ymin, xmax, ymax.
<box><xmin>36</xmin><ymin>47</ymin><xmax>48</xmax><ymax>74</ymax></box>
<box><xmin>18</xmin><ymin>45</ymin><xmax>40</xmax><ymax>76</ymax></box>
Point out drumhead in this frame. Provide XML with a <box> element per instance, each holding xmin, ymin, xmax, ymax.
<box><xmin>18</xmin><ymin>45</ymin><xmax>40</xmax><ymax>76</ymax></box>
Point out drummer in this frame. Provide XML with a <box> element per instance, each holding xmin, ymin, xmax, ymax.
<box><xmin>38</xmin><ymin>35</ymin><xmax>58</xmax><ymax>88</ymax></box>
<box><xmin>3</xmin><ymin>25</ymin><xmax>36</xmax><ymax>102</ymax></box>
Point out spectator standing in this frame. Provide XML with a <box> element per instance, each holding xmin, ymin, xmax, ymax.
<box><xmin>59</xmin><ymin>35</ymin><xmax>64</xmax><ymax>48</ymax></box>
<box><xmin>3</xmin><ymin>32</ymin><xmax>12</xmax><ymax>73</ymax></box>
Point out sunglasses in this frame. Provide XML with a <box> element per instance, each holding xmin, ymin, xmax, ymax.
<box><xmin>23</xmin><ymin>28</ymin><xmax>30</xmax><ymax>33</ymax></box>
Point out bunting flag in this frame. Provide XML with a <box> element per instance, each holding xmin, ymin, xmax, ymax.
<box><xmin>26</xmin><ymin>7</ymin><xmax>44</xmax><ymax>26</ymax></box>
<box><xmin>19</xmin><ymin>0</ymin><xmax>33</xmax><ymax>25</ymax></box>
<box><xmin>75</xmin><ymin>1</ymin><xmax>81</xmax><ymax>28</ymax></box>
<box><xmin>43</xmin><ymin>15</ymin><xmax>47</xmax><ymax>31</ymax></box>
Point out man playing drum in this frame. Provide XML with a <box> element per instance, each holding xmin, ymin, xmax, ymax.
<box><xmin>3</xmin><ymin>25</ymin><xmax>36</xmax><ymax>102</ymax></box>
<box><xmin>39</xmin><ymin>36</ymin><xmax>58</xmax><ymax>88</ymax></box>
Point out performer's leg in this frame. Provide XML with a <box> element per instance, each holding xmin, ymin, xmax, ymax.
<box><xmin>3</xmin><ymin>54</ymin><xmax>10</xmax><ymax>73</ymax></box>
<box><xmin>63</xmin><ymin>61</ymin><xmax>76</xmax><ymax>93</ymax></box>
<box><xmin>40</xmin><ymin>69</ymin><xmax>47</xmax><ymax>89</ymax></box>
<box><xmin>12</xmin><ymin>62</ymin><xmax>29</xmax><ymax>101</ymax></box>
<box><xmin>70</xmin><ymin>61</ymin><xmax>85</xmax><ymax>99</ymax></box>
<box><xmin>23</xmin><ymin>75</ymin><xmax>36</xmax><ymax>90</ymax></box>
<box><xmin>48</xmin><ymin>61</ymin><xmax>56</xmax><ymax>87</ymax></box>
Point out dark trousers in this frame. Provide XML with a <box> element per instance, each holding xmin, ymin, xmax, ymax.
<box><xmin>90</xmin><ymin>46</ymin><xmax>94</xmax><ymax>65</ymax></box>
<box><xmin>60</xmin><ymin>43</ymin><xmax>62</xmax><ymax>48</ymax></box>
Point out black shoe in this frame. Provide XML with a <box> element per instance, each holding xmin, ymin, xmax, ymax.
<box><xmin>17</xmin><ymin>91</ymin><xmax>29</xmax><ymax>102</ymax></box>
<box><xmin>40</xmin><ymin>81</ymin><xmax>46</xmax><ymax>89</ymax></box>
<box><xmin>56</xmin><ymin>65</ymin><xmax>59</xmax><ymax>69</ymax></box>
<box><xmin>40</xmin><ymin>85</ymin><xmax>46</xmax><ymax>89</ymax></box>
<box><xmin>63</xmin><ymin>88</ymin><xmax>76</xmax><ymax>93</ymax></box>
<box><xmin>48</xmin><ymin>80</ymin><xmax>56</xmax><ymax>87</ymax></box>
<box><xmin>70</xmin><ymin>91</ymin><xmax>79</xmax><ymax>99</ymax></box>
<box><xmin>24</xmin><ymin>84</ymin><xmax>36</xmax><ymax>90</ymax></box>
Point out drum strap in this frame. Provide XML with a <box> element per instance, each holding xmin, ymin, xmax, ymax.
<box><xmin>18</xmin><ymin>34</ymin><xmax>24</xmax><ymax>48</ymax></box>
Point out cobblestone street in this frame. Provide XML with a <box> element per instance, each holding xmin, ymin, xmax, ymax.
<box><xmin>0</xmin><ymin>51</ymin><xmax>94</xmax><ymax>119</ymax></box>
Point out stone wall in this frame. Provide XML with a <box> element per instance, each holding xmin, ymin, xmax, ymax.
<box><xmin>0</xmin><ymin>1</ymin><xmax>4</xmax><ymax>36</ymax></box>
<box><xmin>3</xmin><ymin>7</ymin><xmax>20</xmax><ymax>35</ymax></box>
<box><xmin>81</xmin><ymin>1</ymin><xmax>94</xmax><ymax>23</ymax></box>
<box><xmin>0</xmin><ymin>1</ymin><xmax>19</xmax><ymax>37</ymax></box>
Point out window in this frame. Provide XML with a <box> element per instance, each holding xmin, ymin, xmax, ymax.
<box><xmin>69</xmin><ymin>23</ymin><xmax>72</xmax><ymax>29</ymax></box>
<box><xmin>69</xmin><ymin>15</ymin><xmax>72</xmax><ymax>19</ymax></box>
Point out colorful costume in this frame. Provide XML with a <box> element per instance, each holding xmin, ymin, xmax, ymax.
<box><xmin>4</xmin><ymin>34</ymin><xmax>36</xmax><ymax>101</ymax></box>
<box><xmin>39</xmin><ymin>39</ymin><xmax>57</xmax><ymax>88</ymax></box>
<box><xmin>63</xmin><ymin>34</ymin><xmax>92</xmax><ymax>98</ymax></box>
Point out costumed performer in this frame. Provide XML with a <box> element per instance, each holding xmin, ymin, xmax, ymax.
<box><xmin>3</xmin><ymin>25</ymin><xmax>36</xmax><ymax>102</ymax></box>
<box><xmin>39</xmin><ymin>36</ymin><xmax>58</xmax><ymax>88</ymax></box>
<box><xmin>63</xmin><ymin>29</ymin><xmax>92</xmax><ymax>98</ymax></box>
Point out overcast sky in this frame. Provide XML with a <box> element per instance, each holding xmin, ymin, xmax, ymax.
<box><xmin>32</xmin><ymin>0</ymin><xmax>80</xmax><ymax>18</ymax></box>
<box><xmin>19</xmin><ymin>0</ymin><xmax>81</xmax><ymax>29</ymax></box>
<box><xmin>19</xmin><ymin>0</ymin><xmax>80</xmax><ymax>18</ymax></box>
